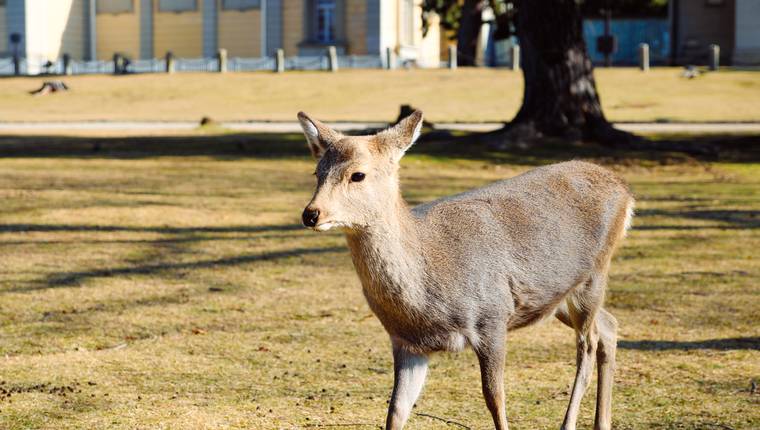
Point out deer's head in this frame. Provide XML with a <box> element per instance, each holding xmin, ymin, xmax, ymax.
<box><xmin>298</xmin><ymin>111</ymin><xmax>423</xmax><ymax>232</ymax></box>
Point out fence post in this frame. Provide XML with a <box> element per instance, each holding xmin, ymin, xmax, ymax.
<box><xmin>275</xmin><ymin>49</ymin><xmax>285</xmax><ymax>73</ymax></box>
<box><xmin>448</xmin><ymin>45</ymin><xmax>457</xmax><ymax>70</ymax></box>
<box><xmin>327</xmin><ymin>46</ymin><xmax>338</xmax><ymax>72</ymax></box>
<box><xmin>10</xmin><ymin>32</ymin><xmax>22</xmax><ymax>76</ymax></box>
<box><xmin>385</xmin><ymin>47</ymin><xmax>395</xmax><ymax>70</ymax></box>
<box><xmin>62</xmin><ymin>53</ymin><xmax>73</xmax><ymax>76</ymax></box>
<box><xmin>13</xmin><ymin>53</ymin><xmax>21</xmax><ymax>76</ymax></box>
<box><xmin>638</xmin><ymin>43</ymin><xmax>649</xmax><ymax>71</ymax></box>
<box><xmin>510</xmin><ymin>44</ymin><xmax>520</xmax><ymax>71</ymax></box>
<box><xmin>113</xmin><ymin>53</ymin><xmax>125</xmax><ymax>75</ymax></box>
<box><xmin>708</xmin><ymin>44</ymin><xmax>720</xmax><ymax>71</ymax></box>
<box><xmin>217</xmin><ymin>49</ymin><xmax>227</xmax><ymax>73</ymax></box>
<box><xmin>165</xmin><ymin>52</ymin><xmax>175</xmax><ymax>73</ymax></box>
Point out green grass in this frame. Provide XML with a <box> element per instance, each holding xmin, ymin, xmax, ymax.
<box><xmin>0</xmin><ymin>132</ymin><xmax>758</xmax><ymax>429</ymax></box>
<box><xmin>1</xmin><ymin>68</ymin><xmax>759</xmax><ymax>123</ymax></box>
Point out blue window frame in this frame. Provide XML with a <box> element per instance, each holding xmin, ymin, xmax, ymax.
<box><xmin>158</xmin><ymin>0</ymin><xmax>197</xmax><ymax>12</ymax></box>
<box><xmin>222</xmin><ymin>0</ymin><xmax>260</xmax><ymax>10</ymax></box>
<box><xmin>315</xmin><ymin>0</ymin><xmax>336</xmax><ymax>43</ymax></box>
<box><xmin>97</xmin><ymin>0</ymin><xmax>134</xmax><ymax>14</ymax></box>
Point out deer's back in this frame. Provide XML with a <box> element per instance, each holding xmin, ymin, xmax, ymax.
<box><xmin>412</xmin><ymin>161</ymin><xmax>633</xmax><ymax>328</ymax></box>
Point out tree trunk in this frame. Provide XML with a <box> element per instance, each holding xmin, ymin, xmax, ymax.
<box><xmin>505</xmin><ymin>0</ymin><xmax>637</xmax><ymax>146</ymax></box>
<box><xmin>457</xmin><ymin>0</ymin><xmax>483</xmax><ymax>66</ymax></box>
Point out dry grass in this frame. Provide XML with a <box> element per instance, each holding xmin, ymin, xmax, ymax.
<box><xmin>0</xmin><ymin>132</ymin><xmax>758</xmax><ymax>429</ymax></box>
<box><xmin>1</xmin><ymin>68</ymin><xmax>759</xmax><ymax>123</ymax></box>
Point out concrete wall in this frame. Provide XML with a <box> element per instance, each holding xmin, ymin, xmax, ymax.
<box><xmin>675</xmin><ymin>0</ymin><xmax>735</xmax><ymax>63</ymax></box>
<box><xmin>97</xmin><ymin>0</ymin><xmax>141</xmax><ymax>59</ymax></box>
<box><xmin>281</xmin><ymin>0</ymin><xmax>303</xmax><ymax>55</ymax></box>
<box><xmin>345</xmin><ymin>0</ymin><xmax>365</xmax><ymax>54</ymax></box>
<box><xmin>734</xmin><ymin>0</ymin><xmax>760</xmax><ymax>64</ymax></box>
<box><xmin>218</xmin><ymin>7</ymin><xmax>261</xmax><ymax>56</ymax></box>
<box><xmin>141</xmin><ymin>0</ymin><xmax>154</xmax><ymax>58</ymax></box>
<box><xmin>61</xmin><ymin>0</ymin><xmax>87</xmax><ymax>59</ymax></box>
<box><xmin>153</xmin><ymin>2</ymin><xmax>203</xmax><ymax>58</ymax></box>
<box><xmin>153</xmin><ymin>2</ymin><xmax>203</xmax><ymax>57</ymax></box>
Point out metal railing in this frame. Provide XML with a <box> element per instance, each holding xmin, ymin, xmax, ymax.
<box><xmin>0</xmin><ymin>52</ymin><xmax>391</xmax><ymax>76</ymax></box>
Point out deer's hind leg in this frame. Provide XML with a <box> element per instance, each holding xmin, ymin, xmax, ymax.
<box><xmin>555</xmin><ymin>275</ymin><xmax>607</xmax><ymax>430</ymax></box>
<box><xmin>593</xmin><ymin>307</ymin><xmax>617</xmax><ymax>430</ymax></box>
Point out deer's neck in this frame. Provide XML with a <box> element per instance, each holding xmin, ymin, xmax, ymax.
<box><xmin>344</xmin><ymin>195</ymin><xmax>426</xmax><ymax>312</ymax></box>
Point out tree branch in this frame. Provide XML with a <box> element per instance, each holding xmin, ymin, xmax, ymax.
<box><xmin>415</xmin><ymin>412</ymin><xmax>471</xmax><ymax>429</ymax></box>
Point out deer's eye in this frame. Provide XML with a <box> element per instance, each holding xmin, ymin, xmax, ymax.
<box><xmin>350</xmin><ymin>172</ymin><xmax>366</xmax><ymax>183</ymax></box>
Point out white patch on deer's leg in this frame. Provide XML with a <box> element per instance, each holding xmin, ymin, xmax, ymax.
<box><xmin>386</xmin><ymin>343</ymin><xmax>429</xmax><ymax>430</ymax></box>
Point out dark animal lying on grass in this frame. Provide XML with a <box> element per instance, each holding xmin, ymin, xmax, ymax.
<box><xmin>29</xmin><ymin>81</ymin><xmax>70</xmax><ymax>96</ymax></box>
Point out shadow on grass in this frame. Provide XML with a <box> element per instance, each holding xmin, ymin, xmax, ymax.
<box><xmin>0</xmin><ymin>131</ymin><xmax>758</xmax><ymax>163</ymax></box>
<box><xmin>6</xmin><ymin>245</ymin><xmax>345</xmax><ymax>293</ymax></box>
<box><xmin>0</xmin><ymin>232</ymin><xmax>310</xmax><ymax>246</ymax></box>
<box><xmin>619</xmin><ymin>337</ymin><xmax>760</xmax><ymax>351</ymax></box>
<box><xmin>0</xmin><ymin>223</ymin><xmax>303</xmax><ymax>234</ymax></box>
<box><xmin>0</xmin><ymin>133</ymin><xmax>308</xmax><ymax>160</ymax></box>
<box><xmin>635</xmin><ymin>208</ymin><xmax>760</xmax><ymax>229</ymax></box>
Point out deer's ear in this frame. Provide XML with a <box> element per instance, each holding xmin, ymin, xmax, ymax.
<box><xmin>297</xmin><ymin>112</ymin><xmax>341</xmax><ymax>159</ymax></box>
<box><xmin>379</xmin><ymin>110</ymin><xmax>423</xmax><ymax>161</ymax></box>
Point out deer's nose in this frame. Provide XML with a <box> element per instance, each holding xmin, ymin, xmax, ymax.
<box><xmin>302</xmin><ymin>208</ymin><xmax>320</xmax><ymax>227</ymax></box>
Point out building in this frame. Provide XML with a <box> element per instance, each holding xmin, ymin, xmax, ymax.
<box><xmin>671</xmin><ymin>0</ymin><xmax>760</xmax><ymax>65</ymax></box>
<box><xmin>0</xmin><ymin>0</ymin><xmax>440</xmax><ymax>72</ymax></box>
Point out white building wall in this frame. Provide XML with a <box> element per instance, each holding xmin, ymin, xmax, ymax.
<box><xmin>24</xmin><ymin>0</ymin><xmax>86</xmax><ymax>72</ymax></box>
<box><xmin>734</xmin><ymin>0</ymin><xmax>760</xmax><ymax>65</ymax></box>
<box><xmin>379</xmin><ymin>0</ymin><xmax>398</xmax><ymax>63</ymax></box>
<box><xmin>381</xmin><ymin>0</ymin><xmax>438</xmax><ymax>68</ymax></box>
<box><xmin>414</xmin><ymin>2</ymin><xmax>439</xmax><ymax>68</ymax></box>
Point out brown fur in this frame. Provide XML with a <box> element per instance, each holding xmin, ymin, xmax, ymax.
<box><xmin>298</xmin><ymin>110</ymin><xmax>633</xmax><ymax>430</ymax></box>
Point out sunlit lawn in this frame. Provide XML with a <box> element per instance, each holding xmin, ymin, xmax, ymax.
<box><xmin>1</xmin><ymin>68</ymin><xmax>759</xmax><ymax>123</ymax></box>
<box><xmin>0</xmin><ymin>132</ymin><xmax>758</xmax><ymax>429</ymax></box>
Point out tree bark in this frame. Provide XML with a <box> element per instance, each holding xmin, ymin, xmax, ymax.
<box><xmin>457</xmin><ymin>0</ymin><xmax>483</xmax><ymax>66</ymax></box>
<box><xmin>504</xmin><ymin>0</ymin><xmax>638</xmax><ymax>146</ymax></box>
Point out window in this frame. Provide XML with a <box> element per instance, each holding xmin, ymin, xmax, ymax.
<box><xmin>158</xmin><ymin>0</ymin><xmax>197</xmax><ymax>12</ymax></box>
<box><xmin>315</xmin><ymin>0</ymin><xmax>336</xmax><ymax>43</ymax></box>
<box><xmin>222</xmin><ymin>0</ymin><xmax>260</xmax><ymax>10</ymax></box>
<box><xmin>97</xmin><ymin>0</ymin><xmax>134</xmax><ymax>14</ymax></box>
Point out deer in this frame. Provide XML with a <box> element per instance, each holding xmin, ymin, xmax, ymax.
<box><xmin>298</xmin><ymin>110</ymin><xmax>634</xmax><ymax>430</ymax></box>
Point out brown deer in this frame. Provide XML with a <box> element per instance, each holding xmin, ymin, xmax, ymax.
<box><xmin>298</xmin><ymin>110</ymin><xmax>633</xmax><ymax>430</ymax></box>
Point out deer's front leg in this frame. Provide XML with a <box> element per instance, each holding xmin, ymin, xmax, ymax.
<box><xmin>475</xmin><ymin>333</ymin><xmax>509</xmax><ymax>430</ymax></box>
<box><xmin>385</xmin><ymin>340</ymin><xmax>429</xmax><ymax>430</ymax></box>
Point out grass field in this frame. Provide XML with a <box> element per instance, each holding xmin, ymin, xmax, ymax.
<box><xmin>0</xmin><ymin>131</ymin><xmax>758</xmax><ymax>429</ymax></box>
<box><xmin>1</xmin><ymin>68</ymin><xmax>760</xmax><ymax>123</ymax></box>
